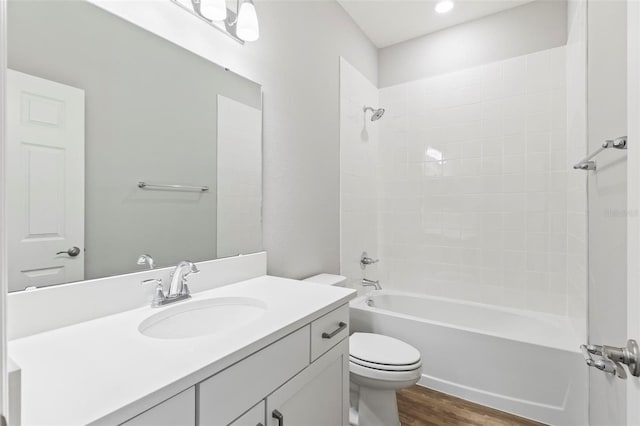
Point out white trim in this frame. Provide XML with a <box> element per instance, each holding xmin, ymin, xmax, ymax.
<box><xmin>628</xmin><ymin>1</ymin><xmax>640</xmax><ymax>424</ymax></box>
<box><xmin>0</xmin><ymin>0</ymin><xmax>7</xmax><ymax>419</ymax></box>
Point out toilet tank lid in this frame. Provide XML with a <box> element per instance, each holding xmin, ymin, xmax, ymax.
<box><xmin>302</xmin><ymin>273</ymin><xmax>347</xmax><ymax>287</ymax></box>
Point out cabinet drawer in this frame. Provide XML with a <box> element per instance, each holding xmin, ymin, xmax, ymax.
<box><xmin>198</xmin><ymin>325</ymin><xmax>310</xmax><ymax>425</ymax></box>
<box><xmin>310</xmin><ymin>304</ymin><xmax>349</xmax><ymax>361</ymax></box>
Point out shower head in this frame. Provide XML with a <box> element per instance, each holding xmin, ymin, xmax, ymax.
<box><xmin>364</xmin><ymin>106</ymin><xmax>385</xmax><ymax>121</ymax></box>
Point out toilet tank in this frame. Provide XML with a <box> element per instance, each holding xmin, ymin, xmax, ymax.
<box><xmin>303</xmin><ymin>273</ymin><xmax>347</xmax><ymax>287</ymax></box>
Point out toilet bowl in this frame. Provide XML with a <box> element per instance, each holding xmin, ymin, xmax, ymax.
<box><xmin>348</xmin><ymin>332</ymin><xmax>422</xmax><ymax>426</ymax></box>
<box><xmin>302</xmin><ymin>274</ymin><xmax>422</xmax><ymax>426</ymax></box>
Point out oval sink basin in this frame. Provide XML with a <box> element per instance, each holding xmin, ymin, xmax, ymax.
<box><xmin>139</xmin><ymin>297</ymin><xmax>267</xmax><ymax>339</ymax></box>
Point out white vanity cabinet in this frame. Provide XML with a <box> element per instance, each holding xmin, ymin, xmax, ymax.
<box><xmin>121</xmin><ymin>388</ymin><xmax>196</xmax><ymax>426</ymax></box>
<box><xmin>198</xmin><ymin>304</ymin><xmax>350</xmax><ymax>426</ymax></box>
<box><xmin>8</xmin><ymin>272</ymin><xmax>357</xmax><ymax>426</ymax></box>
<box><xmin>228</xmin><ymin>401</ymin><xmax>266</xmax><ymax>426</ymax></box>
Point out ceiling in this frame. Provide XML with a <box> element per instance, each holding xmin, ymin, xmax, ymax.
<box><xmin>336</xmin><ymin>0</ymin><xmax>537</xmax><ymax>48</ymax></box>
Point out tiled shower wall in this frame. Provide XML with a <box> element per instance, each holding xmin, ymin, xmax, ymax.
<box><xmin>376</xmin><ymin>46</ymin><xmax>584</xmax><ymax>316</ymax></box>
<box><xmin>566</xmin><ymin>0</ymin><xmax>588</xmax><ymax>334</ymax></box>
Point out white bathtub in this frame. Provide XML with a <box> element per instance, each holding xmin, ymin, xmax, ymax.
<box><xmin>349</xmin><ymin>291</ymin><xmax>588</xmax><ymax>425</ymax></box>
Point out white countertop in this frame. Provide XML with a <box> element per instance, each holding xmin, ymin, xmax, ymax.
<box><xmin>9</xmin><ymin>275</ymin><xmax>356</xmax><ymax>425</ymax></box>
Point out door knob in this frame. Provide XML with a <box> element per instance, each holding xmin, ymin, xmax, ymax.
<box><xmin>581</xmin><ymin>339</ymin><xmax>640</xmax><ymax>377</ymax></box>
<box><xmin>56</xmin><ymin>246</ymin><xmax>81</xmax><ymax>257</ymax></box>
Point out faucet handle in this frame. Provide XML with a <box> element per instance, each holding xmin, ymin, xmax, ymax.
<box><xmin>141</xmin><ymin>278</ymin><xmax>165</xmax><ymax>307</ymax></box>
<box><xmin>141</xmin><ymin>278</ymin><xmax>162</xmax><ymax>286</ymax></box>
<box><xmin>360</xmin><ymin>252</ymin><xmax>379</xmax><ymax>269</ymax></box>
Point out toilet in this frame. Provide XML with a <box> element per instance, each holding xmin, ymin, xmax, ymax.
<box><xmin>303</xmin><ymin>274</ymin><xmax>423</xmax><ymax>426</ymax></box>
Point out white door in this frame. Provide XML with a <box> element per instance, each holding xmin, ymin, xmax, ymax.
<box><xmin>628</xmin><ymin>2</ymin><xmax>640</xmax><ymax>424</ymax></box>
<box><xmin>6</xmin><ymin>70</ymin><xmax>84</xmax><ymax>291</ymax></box>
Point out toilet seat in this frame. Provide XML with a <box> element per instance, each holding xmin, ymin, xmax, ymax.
<box><xmin>349</xmin><ymin>355</ymin><xmax>422</xmax><ymax>372</ymax></box>
<box><xmin>349</xmin><ymin>332</ymin><xmax>421</xmax><ymax>367</ymax></box>
<box><xmin>349</xmin><ymin>359</ymin><xmax>423</xmax><ymax>383</ymax></box>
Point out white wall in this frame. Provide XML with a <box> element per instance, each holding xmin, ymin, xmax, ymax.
<box><xmin>586</xmin><ymin>1</ymin><xmax>628</xmax><ymax>424</ymax></box>
<box><xmin>339</xmin><ymin>58</ymin><xmax>380</xmax><ymax>289</ymax></box>
<box><xmin>91</xmin><ymin>0</ymin><xmax>378</xmax><ymax>279</ymax></box>
<box><xmin>378</xmin><ymin>0</ymin><xmax>567</xmax><ymax>88</ymax></box>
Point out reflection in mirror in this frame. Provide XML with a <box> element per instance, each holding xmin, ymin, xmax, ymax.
<box><xmin>6</xmin><ymin>0</ymin><xmax>263</xmax><ymax>292</ymax></box>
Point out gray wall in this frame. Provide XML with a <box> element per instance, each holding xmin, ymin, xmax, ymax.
<box><xmin>587</xmin><ymin>1</ymin><xmax>628</xmax><ymax>424</ymax></box>
<box><xmin>378</xmin><ymin>0</ymin><xmax>567</xmax><ymax>87</ymax></box>
<box><xmin>8</xmin><ymin>1</ymin><xmax>262</xmax><ymax>279</ymax></box>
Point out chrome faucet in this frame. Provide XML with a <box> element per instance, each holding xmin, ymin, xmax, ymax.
<box><xmin>361</xmin><ymin>278</ymin><xmax>382</xmax><ymax>290</ymax></box>
<box><xmin>168</xmin><ymin>261</ymin><xmax>199</xmax><ymax>299</ymax></box>
<box><xmin>137</xmin><ymin>254</ymin><xmax>155</xmax><ymax>270</ymax></box>
<box><xmin>141</xmin><ymin>260</ymin><xmax>199</xmax><ymax>307</ymax></box>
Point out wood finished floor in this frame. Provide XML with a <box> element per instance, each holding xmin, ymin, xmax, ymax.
<box><xmin>397</xmin><ymin>386</ymin><xmax>546</xmax><ymax>426</ymax></box>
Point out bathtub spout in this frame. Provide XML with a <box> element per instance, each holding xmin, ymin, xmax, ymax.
<box><xmin>362</xmin><ymin>278</ymin><xmax>382</xmax><ymax>290</ymax></box>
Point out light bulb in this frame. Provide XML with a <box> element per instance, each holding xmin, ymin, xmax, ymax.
<box><xmin>434</xmin><ymin>0</ymin><xmax>454</xmax><ymax>14</ymax></box>
<box><xmin>236</xmin><ymin>0</ymin><xmax>259</xmax><ymax>42</ymax></box>
<box><xmin>200</xmin><ymin>0</ymin><xmax>227</xmax><ymax>21</ymax></box>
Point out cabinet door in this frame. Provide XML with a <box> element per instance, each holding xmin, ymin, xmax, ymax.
<box><xmin>229</xmin><ymin>400</ymin><xmax>266</xmax><ymax>426</ymax></box>
<box><xmin>266</xmin><ymin>339</ymin><xmax>349</xmax><ymax>426</ymax></box>
<box><xmin>120</xmin><ymin>388</ymin><xmax>195</xmax><ymax>426</ymax></box>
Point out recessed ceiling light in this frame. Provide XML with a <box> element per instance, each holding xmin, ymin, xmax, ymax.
<box><xmin>435</xmin><ymin>0</ymin><xmax>454</xmax><ymax>14</ymax></box>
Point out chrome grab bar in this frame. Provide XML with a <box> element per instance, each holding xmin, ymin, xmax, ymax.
<box><xmin>138</xmin><ymin>181</ymin><xmax>209</xmax><ymax>192</ymax></box>
<box><xmin>573</xmin><ymin>136</ymin><xmax>627</xmax><ymax>171</ymax></box>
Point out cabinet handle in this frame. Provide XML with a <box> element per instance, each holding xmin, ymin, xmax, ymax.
<box><xmin>322</xmin><ymin>322</ymin><xmax>347</xmax><ymax>339</ymax></box>
<box><xmin>272</xmin><ymin>409</ymin><xmax>284</xmax><ymax>426</ymax></box>
<box><xmin>257</xmin><ymin>424</ymin><xmax>264</xmax><ymax>426</ymax></box>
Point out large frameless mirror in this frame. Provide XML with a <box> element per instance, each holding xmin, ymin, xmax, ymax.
<box><xmin>6</xmin><ymin>0</ymin><xmax>263</xmax><ymax>292</ymax></box>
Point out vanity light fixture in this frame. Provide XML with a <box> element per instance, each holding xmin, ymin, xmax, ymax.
<box><xmin>235</xmin><ymin>0</ymin><xmax>260</xmax><ymax>42</ymax></box>
<box><xmin>184</xmin><ymin>0</ymin><xmax>260</xmax><ymax>42</ymax></box>
<box><xmin>434</xmin><ymin>0</ymin><xmax>454</xmax><ymax>14</ymax></box>
<box><xmin>199</xmin><ymin>0</ymin><xmax>227</xmax><ymax>21</ymax></box>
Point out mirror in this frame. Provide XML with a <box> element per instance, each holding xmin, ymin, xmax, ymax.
<box><xmin>6</xmin><ymin>0</ymin><xmax>263</xmax><ymax>292</ymax></box>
